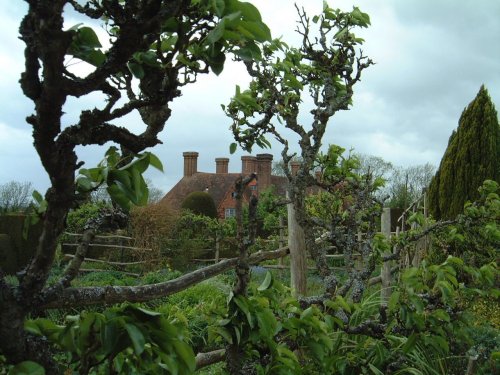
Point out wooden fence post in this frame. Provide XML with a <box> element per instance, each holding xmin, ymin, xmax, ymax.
<box><xmin>287</xmin><ymin>191</ymin><xmax>307</xmax><ymax>297</ymax></box>
<box><xmin>278</xmin><ymin>216</ymin><xmax>285</xmax><ymax>270</ymax></box>
<box><xmin>215</xmin><ymin>234</ymin><xmax>220</xmax><ymax>263</ymax></box>
<box><xmin>381</xmin><ymin>208</ymin><xmax>392</xmax><ymax>304</ymax></box>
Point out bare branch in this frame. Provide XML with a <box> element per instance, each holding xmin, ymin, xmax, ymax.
<box><xmin>40</xmin><ymin>247</ymin><xmax>289</xmax><ymax>309</ymax></box>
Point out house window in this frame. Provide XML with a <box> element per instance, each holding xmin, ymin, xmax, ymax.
<box><xmin>250</xmin><ymin>185</ymin><xmax>257</xmax><ymax>191</ymax></box>
<box><xmin>225</xmin><ymin>208</ymin><xmax>236</xmax><ymax>218</ymax></box>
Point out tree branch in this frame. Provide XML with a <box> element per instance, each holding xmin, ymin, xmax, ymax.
<box><xmin>195</xmin><ymin>349</ymin><xmax>226</xmax><ymax>370</ymax></box>
<box><xmin>40</xmin><ymin>247</ymin><xmax>289</xmax><ymax>309</ymax></box>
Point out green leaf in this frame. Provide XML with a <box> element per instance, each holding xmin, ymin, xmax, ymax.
<box><xmin>257</xmin><ymin>271</ymin><xmax>273</xmax><ymax>291</ymax></box>
<box><xmin>76</xmin><ymin>176</ymin><xmax>93</xmax><ymax>192</ymax></box>
<box><xmin>402</xmin><ymin>333</ymin><xmax>418</xmax><ymax>353</ymax></box>
<box><xmin>234</xmin><ymin>325</ymin><xmax>241</xmax><ymax>344</ymax></box>
<box><xmin>388</xmin><ymin>291</ymin><xmax>400</xmax><ymax>312</ymax></box>
<box><xmin>233</xmin><ymin>41</ymin><xmax>262</xmax><ymax>61</ymax></box>
<box><xmin>173</xmin><ymin>340</ymin><xmax>196</xmax><ymax>371</ymax></box>
<box><xmin>213</xmin><ymin>326</ymin><xmax>233</xmax><ymax>344</ymax></box>
<box><xmin>109</xmin><ymin>169</ymin><xmax>132</xmax><ymax>189</ymax></box>
<box><xmin>161</xmin><ymin>35</ymin><xmax>179</xmax><ymax>52</ymax></box>
<box><xmin>32</xmin><ymin>190</ymin><xmax>44</xmax><ymax>204</ymax></box>
<box><xmin>162</xmin><ymin>17</ymin><xmax>178</xmax><ymax>32</ymax></box>
<box><xmin>124</xmin><ymin>304</ymin><xmax>162</xmax><ymax>320</ymax></box>
<box><xmin>68</xmin><ymin>26</ymin><xmax>105</xmax><ymax>67</ymax></box>
<box><xmin>9</xmin><ymin>361</ymin><xmax>45</xmax><ymax>375</ymax></box>
<box><xmin>148</xmin><ymin>153</ymin><xmax>164</xmax><ymax>172</ymax></box>
<box><xmin>102</xmin><ymin>320</ymin><xmax>120</xmax><ymax>356</ymax></box>
<box><xmin>368</xmin><ymin>363</ymin><xmax>384</xmax><ymax>375</ymax></box>
<box><xmin>432</xmin><ymin>309</ymin><xmax>450</xmax><ymax>322</ymax></box>
<box><xmin>127</xmin><ymin>61</ymin><xmax>145</xmax><ymax>79</ymax></box>
<box><xmin>107</xmin><ymin>184</ymin><xmax>131</xmax><ymax>211</ymax></box>
<box><xmin>431</xmin><ymin>335</ymin><xmax>449</xmax><ymax>353</ymax></box>
<box><xmin>83</xmin><ymin>49</ymin><xmax>106</xmax><ymax>67</ymax></box>
<box><xmin>124</xmin><ymin>323</ymin><xmax>146</xmax><ymax>355</ymax></box>
<box><xmin>75</xmin><ymin>26</ymin><xmax>102</xmax><ymax>49</ymax></box>
<box><xmin>238</xmin><ymin>2</ymin><xmax>262</xmax><ymax>22</ymax></box>
<box><xmin>351</xmin><ymin>7</ymin><xmax>371</xmax><ymax>27</ymax></box>
<box><xmin>300</xmin><ymin>306</ymin><xmax>314</xmax><ymax>320</ymax></box>
<box><xmin>233</xmin><ymin>295</ymin><xmax>253</xmax><ymax>327</ymax></box>
<box><xmin>335</xmin><ymin>295</ymin><xmax>351</xmax><ymax>313</ymax></box>
<box><xmin>206</xmin><ymin>20</ymin><xmax>226</xmax><ymax>45</ymax></box>
<box><xmin>211</xmin><ymin>0</ymin><xmax>225</xmax><ymax>17</ymax></box>
<box><xmin>256</xmin><ymin>309</ymin><xmax>277</xmax><ymax>337</ymax></box>
<box><xmin>229</xmin><ymin>142</ymin><xmax>238</xmax><ymax>154</ymax></box>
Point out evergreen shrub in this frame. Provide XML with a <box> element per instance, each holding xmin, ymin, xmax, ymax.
<box><xmin>181</xmin><ymin>191</ymin><xmax>217</xmax><ymax>218</ymax></box>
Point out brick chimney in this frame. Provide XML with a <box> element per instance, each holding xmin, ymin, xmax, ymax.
<box><xmin>290</xmin><ymin>161</ymin><xmax>301</xmax><ymax>177</ymax></box>
<box><xmin>215</xmin><ymin>157</ymin><xmax>229</xmax><ymax>174</ymax></box>
<box><xmin>183</xmin><ymin>151</ymin><xmax>198</xmax><ymax>177</ymax></box>
<box><xmin>257</xmin><ymin>153</ymin><xmax>273</xmax><ymax>190</ymax></box>
<box><xmin>241</xmin><ymin>155</ymin><xmax>257</xmax><ymax>175</ymax></box>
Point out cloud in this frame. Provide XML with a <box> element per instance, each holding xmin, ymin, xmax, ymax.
<box><xmin>1</xmin><ymin>1</ymin><xmax>499</xmax><ymax>195</ymax></box>
<box><xmin>0</xmin><ymin>123</ymin><xmax>49</xmax><ymax>191</ymax></box>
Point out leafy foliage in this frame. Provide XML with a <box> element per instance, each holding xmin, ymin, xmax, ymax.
<box><xmin>209</xmin><ymin>260</ymin><xmax>498</xmax><ymax>374</ymax></box>
<box><xmin>427</xmin><ymin>179</ymin><xmax>500</xmax><ymax>266</ymax></box>
<box><xmin>76</xmin><ymin>147</ymin><xmax>163</xmax><ymax>211</ymax></box>
<box><xmin>25</xmin><ymin>304</ymin><xmax>195</xmax><ymax>375</ymax></box>
<box><xmin>65</xmin><ymin>202</ymin><xmax>110</xmax><ymax>235</ymax></box>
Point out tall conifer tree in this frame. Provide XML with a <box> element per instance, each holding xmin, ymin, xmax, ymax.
<box><xmin>429</xmin><ymin>85</ymin><xmax>500</xmax><ymax>219</ymax></box>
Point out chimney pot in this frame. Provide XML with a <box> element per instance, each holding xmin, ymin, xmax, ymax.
<box><xmin>257</xmin><ymin>153</ymin><xmax>273</xmax><ymax>191</ymax></box>
<box><xmin>215</xmin><ymin>157</ymin><xmax>229</xmax><ymax>174</ymax></box>
<box><xmin>183</xmin><ymin>151</ymin><xmax>199</xmax><ymax>177</ymax></box>
<box><xmin>241</xmin><ymin>155</ymin><xmax>257</xmax><ymax>175</ymax></box>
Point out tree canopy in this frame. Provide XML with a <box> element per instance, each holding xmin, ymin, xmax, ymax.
<box><xmin>428</xmin><ymin>85</ymin><xmax>500</xmax><ymax>219</ymax></box>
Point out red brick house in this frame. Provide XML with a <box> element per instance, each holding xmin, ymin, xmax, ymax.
<box><xmin>160</xmin><ymin>152</ymin><xmax>288</xmax><ymax>219</ymax></box>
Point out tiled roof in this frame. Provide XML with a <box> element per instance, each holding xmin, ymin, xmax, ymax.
<box><xmin>159</xmin><ymin>172</ymin><xmax>288</xmax><ymax>213</ymax></box>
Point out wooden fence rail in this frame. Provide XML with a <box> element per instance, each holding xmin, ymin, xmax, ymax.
<box><xmin>61</xmin><ymin>232</ymin><xmax>153</xmax><ymax>275</ymax></box>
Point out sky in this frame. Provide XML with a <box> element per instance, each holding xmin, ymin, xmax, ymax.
<box><xmin>1</xmin><ymin>0</ymin><xmax>499</xmax><ymax>196</ymax></box>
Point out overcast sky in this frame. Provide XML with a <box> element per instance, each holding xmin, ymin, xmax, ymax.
<box><xmin>1</xmin><ymin>0</ymin><xmax>499</xmax><ymax>196</ymax></box>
